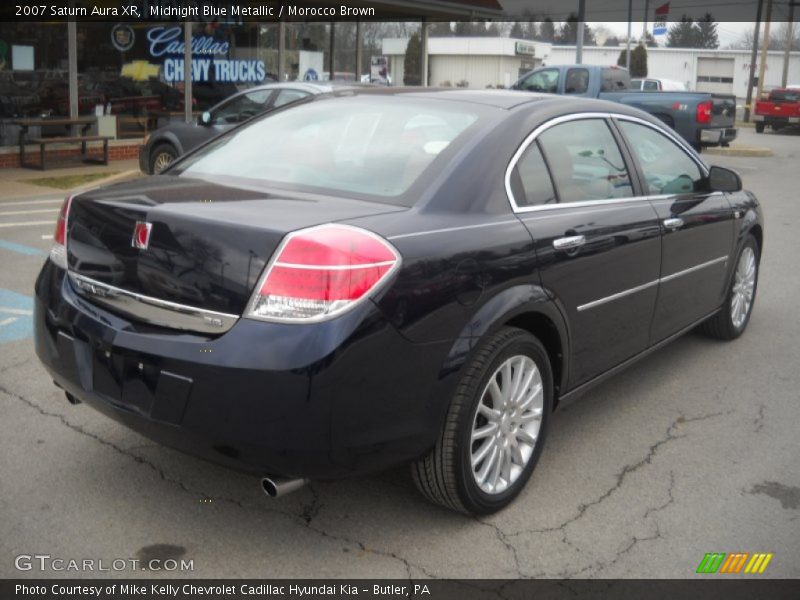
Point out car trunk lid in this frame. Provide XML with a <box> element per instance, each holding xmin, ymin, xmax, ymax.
<box><xmin>66</xmin><ymin>175</ymin><xmax>406</xmax><ymax>323</ymax></box>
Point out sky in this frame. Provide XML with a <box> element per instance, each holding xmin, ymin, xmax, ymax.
<box><xmin>596</xmin><ymin>21</ymin><xmax>754</xmax><ymax>47</ymax></box>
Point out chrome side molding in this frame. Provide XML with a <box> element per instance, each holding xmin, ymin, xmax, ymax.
<box><xmin>69</xmin><ymin>272</ymin><xmax>239</xmax><ymax>334</ymax></box>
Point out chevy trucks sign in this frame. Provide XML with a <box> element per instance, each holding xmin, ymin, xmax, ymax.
<box><xmin>147</xmin><ymin>26</ymin><xmax>265</xmax><ymax>84</ymax></box>
<box><xmin>515</xmin><ymin>41</ymin><xmax>536</xmax><ymax>56</ymax></box>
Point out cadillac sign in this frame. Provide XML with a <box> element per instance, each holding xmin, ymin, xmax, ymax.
<box><xmin>111</xmin><ymin>24</ymin><xmax>135</xmax><ymax>53</ymax></box>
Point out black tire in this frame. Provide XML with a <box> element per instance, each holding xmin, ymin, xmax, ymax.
<box><xmin>755</xmin><ymin>122</ymin><xmax>765</xmax><ymax>133</ymax></box>
<box><xmin>691</xmin><ymin>142</ymin><xmax>703</xmax><ymax>154</ymax></box>
<box><xmin>149</xmin><ymin>143</ymin><xmax>178</xmax><ymax>174</ymax></box>
<box><xmin>411</xmin><ymin>327</ymin><xmax>553</xmax><ymax>515</ymax></box>
<box><xmin>700</xmin><ymin>234</ymin><xmax>760</xmax><ymax>340</ymax></box>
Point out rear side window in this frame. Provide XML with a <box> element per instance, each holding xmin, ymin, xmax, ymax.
<box><xmin>643</xmin><ymin>80</ymin><xmax>659</xmax><ymax>91</ymax></box>
<box><xmin>602</xmin><ymin>68</ymin><xmax>629</xmax><ymax>92</ymax></box>
<box><xmin>618</xmin><ymin>121</ymin><xmax>703</xmax><ymax>195</ymax></box>
<box><xmin>273</xmin><ymin>89</ymin><xmax>310</xmax><ymax>108</ymax></box>
<box><xmin>565</xmin><ymin>69</ymin><xmax>589</xmax><ymax>94</ymax></box>
<box><xmin>770</xmin><ymin>90</ymin><xmax>800</xmax><ymax>103</ymax></box>
<box><xmin>537</xmin><ymin>119</ymin><xmax>633</xmax><ymax>203</ymax></box>
<box><xmin>515</xmin><ymin>142</ymin><xmax>557</xmax><ymax>206</ymax></box>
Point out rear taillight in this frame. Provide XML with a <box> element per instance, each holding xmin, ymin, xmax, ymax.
<box><xmin>246</xmin><ymin>224</ymin><xmax>400</xmax><ymax>323</ymax></box>
<box><xmin>50</xmin><ymin>195</ymin><xmax>73</xmax><ymax>269</ymax></box>
<box><xmin>696</xmin><ymin>100</ymin><xmax>713</xmax><ymax>124</ymax></box>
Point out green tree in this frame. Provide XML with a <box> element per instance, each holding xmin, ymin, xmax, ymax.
<box><xmin>555</xmin><ymin>15</ymin><xmax>596</xmax><ymax>46</ymax></box>
<box><xmin>510</xmin><ymin>22</ymin><xmax>525</xmax><ymax>39</ymax></box>
<box><xmin>404</xmin><ymin>32</ymin><xmax>422</xmax><ymax>86</ymax></box>
<box><xmin>540</xmin><ymin>18</ymin><xmax>556</xmax><ymax>43</ymax></box>
<box><xmin>621</xmin><ymin>43</ymin><xmax>648</xmax><ymax>78</ymax></box>
<box><xmin>667</xmin><ymin>16</ymin><xmax>699</xmax><ymax>48</ymax></box>
<box><xmin>696</xmin><ymin>14</ymin><xmax>719</xmax><ymax>49</ymax></box>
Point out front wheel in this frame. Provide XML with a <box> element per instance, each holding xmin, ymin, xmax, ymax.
<box><xmin>700</xmin><ymin>234</ymin><xmax>759</xmax><ymax>340</ymax></box>
<box><xmin>149</xmin><ymin>143</ymin><xmax>178</xmax><ymax>174</ymax></box>
<box><xmin>755</xmin><ymin>122</ymin><xmax>765</xmax><ymax>133</ymax></box>
<box><xmin>411</xmin><ymin>327</ymin><xmax>553</xmax><ymax>515</ymax></box>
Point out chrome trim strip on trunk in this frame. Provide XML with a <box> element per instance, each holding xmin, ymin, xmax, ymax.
<box><xmin>577</xmin><ymin>255</ymin><xmax>729</xmax><ymax>312</ymax></box>
<box><xmin>68</xmin><ymin>272</ymin><xmax>239</xmax><ymax>334</ymax></box>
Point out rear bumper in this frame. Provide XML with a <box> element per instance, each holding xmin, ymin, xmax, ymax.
<box><xmin>699</xmin><ymin>127</ymin><xmax>737</xmax><ymax>146</ymax></box>
<box><xmin>34</xmin><ymin>261</ymin><xmax>454</xmax><ymax>480</ymax></box>
<box><xmin>753</xmin><ymin>115</ymin><xmax>800</xmax><ymax>125</ymax></box>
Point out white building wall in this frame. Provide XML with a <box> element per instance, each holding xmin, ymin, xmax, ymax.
<box><xmin>429</xmin><ymin>55</ymin><xmax>540</xmax><ymax>88</ymax></box>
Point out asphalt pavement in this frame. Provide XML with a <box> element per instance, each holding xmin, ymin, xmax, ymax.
<box><xmin>0</xmin><ymin>128</ymin><xmax>797</xmax><ymax>579</ymax></box>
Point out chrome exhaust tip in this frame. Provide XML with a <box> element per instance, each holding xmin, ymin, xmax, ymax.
<box><xmin>261</xmin><ymin>476</ymin><xmax>308</xmax><ymax>498</ymax></box>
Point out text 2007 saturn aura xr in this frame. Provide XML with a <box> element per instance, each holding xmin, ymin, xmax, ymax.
<box><xmin>34</xmin><ymin>89</ymin><xmax>763</xmax><ymax>514</ymax></box>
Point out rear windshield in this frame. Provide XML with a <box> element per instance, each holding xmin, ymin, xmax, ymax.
<box><xmin>770</xmin><ymin>90</ymin><xmax>800</xmax><ymax>103</ymax></box>
<box><xmin>171</xmin><ymin>96</ymin><xmax>482</xmax><ymax>204</ymax></box>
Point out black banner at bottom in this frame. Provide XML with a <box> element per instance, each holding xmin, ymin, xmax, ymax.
<box><xmin>3</xmin><ymin>579</ymin><xmax>799</xmax><ymax>600</ymax></box>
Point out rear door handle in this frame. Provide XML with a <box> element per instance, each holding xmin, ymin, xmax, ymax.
<box><xmin>663</xmin><ymin>218</ymin><xmax>684</xmax><ymax>230</ymax></box>
<box><xmin>553</xmin><ymin>235</ymin><xmax>586</xmax><ymax>250</ymax></box>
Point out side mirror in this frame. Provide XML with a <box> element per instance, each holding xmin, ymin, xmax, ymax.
<box><xmin>708</xmin><ymin>165</ymin><xmax>742</xmax><ymax>193</ymax></box>
<box><xmin>198</xmin><ymin>111</ymin><xmax>212</xmax><ymax>126</ymax></box>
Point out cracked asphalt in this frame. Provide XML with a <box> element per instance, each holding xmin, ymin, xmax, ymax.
<box><xmin>1</xmin><ymin>128</ymin><xmax>798</xmax><ymax>579</ymax></box>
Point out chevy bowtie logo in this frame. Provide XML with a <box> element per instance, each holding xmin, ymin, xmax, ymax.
<box><xmin>132</xmin><ymin>222</ymin><xmax>152</xmax><ymax>250</ymax></box>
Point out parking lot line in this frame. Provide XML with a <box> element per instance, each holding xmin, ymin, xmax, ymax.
<box><xmin>0</xmin><ymin>208</ymin><xmax>60</xmax><ymax>217</ymax></box>
<box><xmin>0</xmin><ymin>220</ymin><xmax>56</xmax><ymax>228</ymax></box>
<box><xmin>0</xmin><ymin>240</ymin><xmax>47</xmax><ymax>256</ymax></box>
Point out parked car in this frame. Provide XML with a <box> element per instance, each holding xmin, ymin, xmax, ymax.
<box><xmin>512</xmin><ymin>65</ymin><xmax>737</xmax><ymax>151</ymax></box>
<box><xmin>139</xmin><ymin>82</ymin><xmax>343</xmax><ymax>174</ymax></box>
<box><xmin>630</xmin><ymin>77</ymin><xmax>688</xmax><ymax>91</ymax></box>
<box><xmin>754</xmin><ymin>88</ymin><xmax>800</xmax><ymax>133</ymax></box>
<box><xmin>35</xmin><ymin>90</ymin><xmax>762</xmax><ymax>515</ymax></box>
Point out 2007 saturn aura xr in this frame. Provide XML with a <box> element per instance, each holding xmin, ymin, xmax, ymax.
<box><xmin>34</xmin><ymin>89</ymin><xmax>763</xmax><ymax>514</ymax></box>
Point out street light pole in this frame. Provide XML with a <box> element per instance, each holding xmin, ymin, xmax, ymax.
<box><xmin>626</xmin><ymin>0</ymin><xmax>632</xmax><ymax>69</ymax></box>
<box><xmin>744</xmin><ymin>0</ymin><xmax>764</xmax><ymax>122</ymax></box>
<box><xmin>756</xmin><ymin>0</ymin><xmax>774</xmax><ymax>102</ymax></box>
<box><xmin>575</xmin><ymin>0</ymin><xmax>586</xmax><ymax>64</ymax></box>
<box><xmin>782</xmin><ymin>2</ymin><xmax>796</xmax><ymax>87</ymax></box>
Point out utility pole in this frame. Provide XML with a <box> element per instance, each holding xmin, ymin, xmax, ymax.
<box><xmin>756</xmin><ymin>0</ymin><xmax>774</xmax><ymax>102</ymax></box>
<box><xmin>744</xmin><ymin>0</ymin><xmax>764</xmax><ymax>122</ymax></box>
<box><xmin>642</xmin><ymin>0</ymin><xmax>650</xmax><ymax>43</ymax></box>
<box><xmin>782</xmin><ymin>2</ymin><xmax>796</xmax><ymax>87</ymax></box>
<box><xmin>626</xmin><ymin>0</ymin><xmax>632</xmax><ymax>69</ymax></box>
<box><xmin>576</xmin><ymin>0</ymin><xmax>586</xmax><ymax>64</ymax></box>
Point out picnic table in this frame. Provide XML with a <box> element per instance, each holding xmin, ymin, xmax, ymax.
<box><xmin>13</xmin><ymin>117</ymin><xmax>111</xmax><ymax>169</ymax></box>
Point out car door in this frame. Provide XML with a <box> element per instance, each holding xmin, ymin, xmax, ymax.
<box><xmin>614</xmin><ymin>118</ymin><xmax>735</xmax><ymax>343</ymax></box>
<box><xmin>509</xmin><ymin>116</ymin><xmax>662</xmax><ymax>387</ymax></box>
<box><xmin>514</xmin><ymin>68</ymin><xmax>560</xmax><ymax>93</ymax></box>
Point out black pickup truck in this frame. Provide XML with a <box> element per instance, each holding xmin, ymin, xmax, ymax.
<box><xmin>512</xmin><ymin>65</ymin><xmax>737</xmax><ymax>151</ymax></box>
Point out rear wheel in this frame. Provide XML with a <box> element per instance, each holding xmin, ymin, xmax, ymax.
<box><xmin>700</xmin><ymin>235</ymin><xmax>759</xmax><ymax>340</ymax></box>
<box><xmin>755</xmin><ymin>122</ymin><xmax>765</xmax><ymax>133</ymax></box>
<box><xmin>149</xmin><ymin>143</ymin><xmax>177</xmax><ymax>174</ymax></box>
<box><xmin>411</xmin><ymin>327</ymin><xmax>553</xmax><ymax>515</ymax></box>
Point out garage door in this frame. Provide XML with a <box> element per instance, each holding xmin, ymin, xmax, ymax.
<box><xmin>696</xmin><ymin>57</ymin><xmax>735</xmax><ymax>94</ymax></box>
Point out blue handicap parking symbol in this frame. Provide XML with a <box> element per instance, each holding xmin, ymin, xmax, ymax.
<box><xmin>0</xmin><ymin>288</ymin><xmax>34</xmax><ymax>344</ymax></box>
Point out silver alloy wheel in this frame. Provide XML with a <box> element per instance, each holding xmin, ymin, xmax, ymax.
<box><xmin>731</xmin><ymin>246</ymin><xmax>756</xmax><ymax>329</ymax></box>
<box><xmin>153</xmin><ymin>152</ymin><xmax>174</xmax><ymax>173</ymax></box>
<box><xmin>470</xmin><ymin>355</ymin><xmax>544</xmax><ymax>495</ymax></box>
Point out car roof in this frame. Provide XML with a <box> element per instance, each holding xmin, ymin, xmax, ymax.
<box><xmin>327</xmin><ymin>87</ymin><xmax>555</xmax><ymax>109</ymax></box>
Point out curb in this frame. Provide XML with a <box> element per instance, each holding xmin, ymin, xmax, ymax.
<box><xmin>68</xmin><ymin>169</ymin><xmax>143</xmax><ymax>194</ymax></box>
<box><xmin>704</xmin><ymin>146</ymin><xmax>773</xmax><ymax>157</ymax></box>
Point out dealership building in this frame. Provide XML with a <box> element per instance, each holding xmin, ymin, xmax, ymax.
<box><xmin>0</xmin><ymin>0</ymin><xmax>502</xmax><ymax>166</ymax></box>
